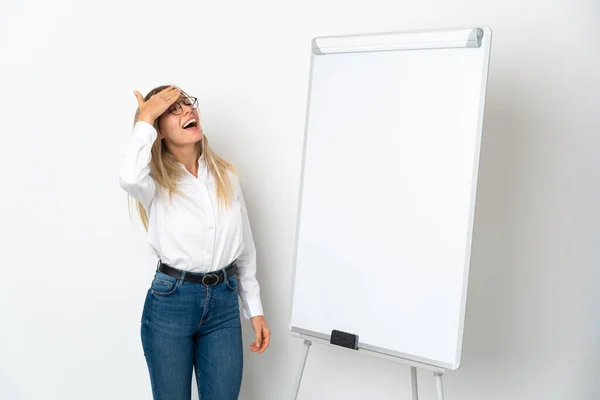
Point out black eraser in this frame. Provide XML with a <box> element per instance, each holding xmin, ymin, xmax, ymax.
<box><xmin>330</xmin><ymin>330</ymin><xmax>358</xmax><ymax>350</ymax></box>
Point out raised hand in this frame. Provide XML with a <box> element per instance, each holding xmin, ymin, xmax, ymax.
<box><xmin>134</xmin><ymin>86</ymin><xmax>181</xmax><ymax>124</ymax></box>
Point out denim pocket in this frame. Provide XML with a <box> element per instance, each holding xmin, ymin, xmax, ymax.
<box><xmin>225</xmin><ymin>275</ymin><xmax>238</xmax><ymax>291</ymax></box>
<box><xmin>151</xmin><ymin>272</ymin><xmax>179</xmax><ymax>296</ymax></box>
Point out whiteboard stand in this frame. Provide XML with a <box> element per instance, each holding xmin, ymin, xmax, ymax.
<box><xmin>435</xmin><ymin>371</ymin><xmax>445</xmax><ymax>399</ymax></box>
<box><xmin>290</xmin><ymin>334</ymin><xmax>446</xmax><ymax>400</ymax></box>
<box><xmin>291</xmin><ymin>339</ymin><xmax>312</xmax><ymax>398</ymax></box>
<box><xmin>411</xmin><ymin>367</ymin><xmax>419</xmax><ymax>400</ymax></box>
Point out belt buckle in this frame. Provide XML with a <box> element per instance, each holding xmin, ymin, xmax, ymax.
<box><xmin>202</xmin><ymin>274</ymin><xmax>219</xmax><ymax>286</ymax></box>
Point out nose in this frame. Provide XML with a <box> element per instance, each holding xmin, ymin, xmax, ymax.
<box><xmin>181</xmin><ymin>103</ymin><xmax>191</xmax><ymax>112</ymax></box>
<box><xmin>181</xmin><ymin>103</ymin><xmax>194</xmax><ymax>117</ymax></box>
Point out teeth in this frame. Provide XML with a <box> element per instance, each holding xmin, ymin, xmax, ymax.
<box><xmin>183</xmin><ymin>118</ymin><xmax>197</xmax><ymax>128</ymax></box>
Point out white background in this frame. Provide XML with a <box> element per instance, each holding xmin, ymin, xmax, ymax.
<box><xmin>0</xmin><ymin>0</ymin><xmax>598</xmax><ymax>399</ymax></box>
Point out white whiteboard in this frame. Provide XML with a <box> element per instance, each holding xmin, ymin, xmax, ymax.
<box><xmin>290</xmin><ymin>27</ymin><xmax>492</xmax><ymax>370</ymax></box>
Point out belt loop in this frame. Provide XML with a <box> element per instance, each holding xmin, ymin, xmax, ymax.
<box><xmin>156</xmin><ymin>260</ymin><xmax>161</xmax><ymax>271</ymax></box>
<box><xmin>223</xmin><ymin>265</ymin><xmax>229</xmax><ymax>281</ymax></box>
<box><xmin>179</xmin><ymin>270</ymin><xmax>186</xmax><ymax>286</ymax></box>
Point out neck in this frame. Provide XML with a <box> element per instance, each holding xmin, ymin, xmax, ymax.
<box><xmin>169</xmin><ymin>144</ymin><xmax>199</xmax><ymax>177</ymax></box>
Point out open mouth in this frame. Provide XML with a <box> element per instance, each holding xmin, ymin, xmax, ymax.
<box><xmin>182</xmin><ymin>118</ymin><xmax>199</xmax><ymax>131</ymax></box>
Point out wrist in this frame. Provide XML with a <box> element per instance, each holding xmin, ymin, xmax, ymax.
<box><xmin>138</xmin><ymin>112</ymin><xmax>156</xmax><ymax>125</ymax></box>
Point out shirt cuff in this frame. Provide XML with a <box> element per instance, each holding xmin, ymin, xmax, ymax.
<box><xmin>133</xmin><ymin>120</ymin><xmax>158</xmax><ymax>142</ymax></box>
<box><xmin>242</xmin><ymin>298</ymin><xmax>264</xmax><ymax>319</ymax></box>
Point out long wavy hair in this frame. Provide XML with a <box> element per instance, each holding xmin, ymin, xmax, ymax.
<box><xmin>131</xmin><ymin>85</ymin><xmax>237</xmax><ymax>230</ymax></box>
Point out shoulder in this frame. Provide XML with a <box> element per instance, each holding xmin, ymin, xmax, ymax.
<box><xmin>226</xmin><ymin>167</ymin><xmax>240</xmax><ymax>183</ymax></box>
<box><xmin>226</xmin><ymin>168</ymin><xmax>243</xmax><ymax>196</ymax></box>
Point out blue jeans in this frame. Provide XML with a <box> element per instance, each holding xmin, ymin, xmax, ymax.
<box><xmin>141</xmin><ymin>265</ymin><xmax>243</xmax><ymax>400</ymax></box>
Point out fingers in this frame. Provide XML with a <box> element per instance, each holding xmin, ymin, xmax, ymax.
<box><xmin>134</xmin><ymin>87</ymin><xmax>180</xmax><ymax>110</ymax></box>
<box><xmin>258</xmin><ymin>328</ymin><xmax>270</xmax><ymax>354</ymax></box>
<box><xmin>160</xmin><ymin>86</ymin><xmax>181</xmax><ymax>100</ymax></box>
<box><xmin>254</xmin><ymin>329</ymin><xmax>262</xmax><ymax>349</ymax></box>
<box><xmin>160</xmin><ymin>88</ymin><xmax>181</xmax><ymax>110</ymax></box>
<box><xmin>249</xmin><ymin>319</ymin><xmax>270</xmax><ymax>354</ymax></box>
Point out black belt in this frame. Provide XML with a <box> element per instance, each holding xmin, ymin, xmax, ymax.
<box><xmin>157</xmin><ymin>260</ymin><xmax>237</xmax><ymax>286</ymax></box>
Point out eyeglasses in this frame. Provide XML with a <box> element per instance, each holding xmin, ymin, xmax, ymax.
<box><xmin>168</xmin><ymin>96</ymin><xmax>199</xmax><ymax>115</ymax></box>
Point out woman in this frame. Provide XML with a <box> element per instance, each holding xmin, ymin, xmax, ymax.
<box><xmin>119</xmin><ymin>85</ymin><xmax>270</xmax><ymax>400</ymax></box>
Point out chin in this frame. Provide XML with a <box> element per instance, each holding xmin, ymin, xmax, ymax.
<box><xmin>178</xmin><ymin>128</ymin><xmax>203</xmax><ymax>144</ymax></box>
<box><xmin>192</xmin><ymin>132</ymin><xmax>204</xmax><ymax>143</ymax></box>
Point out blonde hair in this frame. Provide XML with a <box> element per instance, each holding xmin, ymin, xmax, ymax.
<box><xmin>131</xmin><ymin>85</ymin><xmax>237</xmax><ymax>230</ymax></box>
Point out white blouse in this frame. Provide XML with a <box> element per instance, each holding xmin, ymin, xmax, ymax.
<box><xmin>119</xmin><ymin>121</ymin><xmax>263</xmax><ymax>318</ymax></box>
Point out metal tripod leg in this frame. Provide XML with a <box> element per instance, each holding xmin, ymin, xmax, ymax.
<box><xmin>291</xmin><ymin>340</ymin><xmax>312</xmax><ymax>399</ymax></box>
<box><xmin>411</xmin><ymin>367</ymin><xmax>419</xmax><ymax>400</ymax></box>
<box><xmin>434</xmin><ymin>371</ymin><xmax>445</xmax><ymax>400</ymax></box>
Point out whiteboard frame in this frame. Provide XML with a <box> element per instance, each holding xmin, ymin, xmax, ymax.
<box><xmin>289</xmin><ymin>26</ymin><xmax>493</xmax><ymax>371</ymax></box>
<box><xmin>292</xmin><ymin>329</ymin><xmax>445</xmax><ymax>373</ymax></box>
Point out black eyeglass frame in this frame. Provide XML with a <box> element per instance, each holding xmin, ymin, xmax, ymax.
<box><xmin>168</xmin><ymin>96</ymin><xmax>199</xmax><ymax>115</ymax></box>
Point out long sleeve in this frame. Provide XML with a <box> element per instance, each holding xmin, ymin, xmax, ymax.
<box><xmin>235</xmin><ymin>181</ymin><xmax>264</xmax><ymax>319</ymax></box>
<box><xmin>119</xmin><ymin>121</ymin><xmax>157</xmax><ymax>209</ymax></box>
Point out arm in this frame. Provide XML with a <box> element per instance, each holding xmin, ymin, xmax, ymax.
<box><xmin>235</xmin><ymin>178</ymin><xmax>270</xmax><ymax>353</ymax></box>
<box><xmin>119</xmin><ymin>86</ymin><xmax>182</xmax><ymax>209</ymax></box>
<box><xmin>118</xmin><ymin>121</ymin><xmax>157</xmax><ymax>210</ymax></box>
<box><xmin>235</xmin><ymin>179</ymin><xmax>264</xmax><ymax>319</ymax></box>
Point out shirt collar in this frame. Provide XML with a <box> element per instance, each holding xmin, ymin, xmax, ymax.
<box><xmin>174</xmin><ymin>152</ymin><xmax>205</xmax><ymax>167</ymax></box>
<box><xmin>175</xmin><ymin>153</ymin><xmax>207</xmax><ymax>178</ymax></box>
